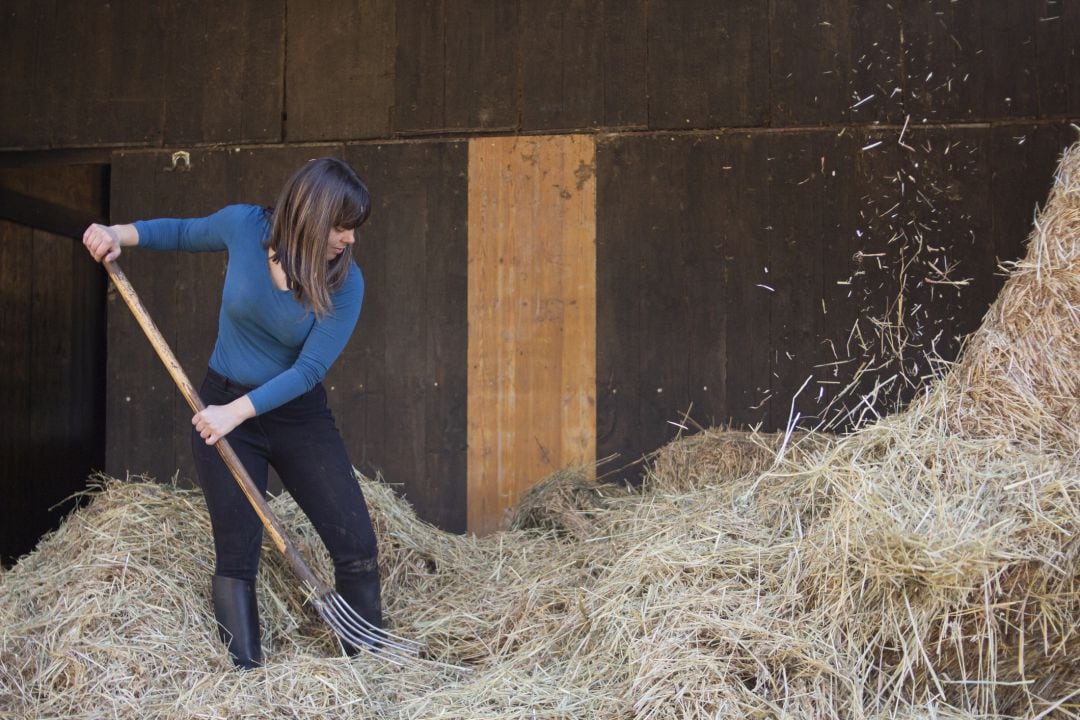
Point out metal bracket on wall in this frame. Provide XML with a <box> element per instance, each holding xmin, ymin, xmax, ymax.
<box><xmin>163</xmin><ymin>151</ymin><xmax>191</xmax><ymax>172</ymax></box>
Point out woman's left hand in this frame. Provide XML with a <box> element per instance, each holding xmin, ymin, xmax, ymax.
<box><xmin>193</xmin><ymin>397</ymin><xmax>256</xmax><ymax>445</ymax></box>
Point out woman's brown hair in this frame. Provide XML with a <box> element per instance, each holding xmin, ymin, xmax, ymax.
<box><xmin>266</xmin><ymin>158</ymin><xmax>371</xmax><ymax>318</ymax></box>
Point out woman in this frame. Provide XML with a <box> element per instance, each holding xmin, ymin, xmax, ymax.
<box><xmin>82</xmin><ymin>158</ymin><xmax>381</xmax><ymax>669</ymax></box>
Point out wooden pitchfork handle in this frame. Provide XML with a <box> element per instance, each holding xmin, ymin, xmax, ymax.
<box><xmin>104</xmin><ymin>258</ymin><xmax>328</xmax><ymax>595</ymax></box>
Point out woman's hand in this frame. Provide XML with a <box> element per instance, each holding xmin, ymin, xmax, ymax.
<box><xmin>193</xmin><ymin>396</ymin><xmax>256</xmax><ymax>445</ymax></box>
<box><xmin>82</xmin><ymin>223</ymin><xmax>122</xmax><ymax>263</ymax></box>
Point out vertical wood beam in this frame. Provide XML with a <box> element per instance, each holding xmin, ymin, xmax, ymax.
<box><xmin>467</xmin><ymin>134</ymin><xmax>596</xmax><ymax>534</ymax></box>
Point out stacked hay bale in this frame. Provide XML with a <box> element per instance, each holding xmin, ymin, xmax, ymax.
<box><xmin>2</xmin><ymin>143</ymin><xmax>1077</xmax><ymax>719</ymax></box>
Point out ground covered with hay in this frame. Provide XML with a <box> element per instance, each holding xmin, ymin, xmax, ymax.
<box><xmin>2</xmin><ymin>143</ymin><xmax>1078</xmax><ymax>719</ymax></box>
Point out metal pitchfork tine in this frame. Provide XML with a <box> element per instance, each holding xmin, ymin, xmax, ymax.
<box><xmin>104</xmin><ymin>258</ymin><xmax>433</xmax><ymax>665</ymax></box>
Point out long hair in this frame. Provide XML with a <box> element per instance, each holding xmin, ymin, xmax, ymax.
<box><xmin>266</xmin><ymin>158</ymin><xmax>371</xmax><ymax>318</ymax></box>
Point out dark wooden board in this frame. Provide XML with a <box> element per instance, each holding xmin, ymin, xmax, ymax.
<box><xmin>764</xmin><ymin>132</ymin><xmax>828</xmax><ymax>430</ymax></box>
<box><xmin>0</xmin><ymin>0</ymin><xmax>53</xmax><ymax>148</ymax></box>
<box><xmin>770</xmin><ymin>0</ymin><xmax>905</xmax><ymax>126</ymax></box>
<box><xmin>0</xmin><ymin>221</ymin><xmax>33</xmax><ymax>561</ymax></box>
<box><xmin>646</xmin><ymin>0</ymin><xmax>769</xmax><ymax>129</ymax></box>
<box><xmin>595</xmin><ymin>123</ymin><xmax>1037</xmax><ymax>464</ymax></box>
<box><xmin>344</xmin><ymin>141</ymin><xmax>468</xmax><ymax>532</ymax></box>
<box><xmin>227</xmin><ymin>145</ymin><xmax>345</xmax><ymax>205</ymax></box>
<box><xmin>520</xmin><ymin>0</ymin><xmax>647</xmax><ymax>130</ymax></box>
<box><xmin>1033</xmin><ymin>0</ymin><xmax>1069</xmax><ymax>117</ymax></box>
<box><xmin>443</xmin><ymin>1</ymin><xmax>520</xmax><ymax>131</ymax></box>
<box><xmin>29</xmin><ymin>231</ymin><xmax>91</xmax><ymax>538</ymax></box>
<box><xmin>900</xmin><ymin>0</ymin><xmax>988</xmax><ymax>122</ymax></box>
<box><xmin>595</xmin><ymin>136</ymin><xmax>645</xmax><ymax>470</ymax></box>
<box><xmin>769</xmin><ymin>0</ymin><xmax>851</xmax><ymax>126</ymax></box>
<box><xmin>163</xmin><ymin>0</ymin><xmax>284</xmax><ymax>144</ymax></box>
<box><xmin>849</xmin><ymin>1</ymin><xmax>907</xmax><ymax>124</ymax></box>
<box><xmin>815</xmin><ymin>127</ymin><xmax>867</xmax><ymax>427</ymax></box>
<box><xmin>600</xmin><ymin>0</ymin><xmax>648</xmax><ymax>128</ymax></box>
<box><xmin>897</xmin><ymin>126</ymin><xmax>994</xmax><ymax>388</ymax></box>
<box><xmin>837</xmin><ymin>126</ymin><xmax>910</xmax><ymax>424</ymax></box>
<box><xmin>286</xmin><ymin>0</ymin><xmax>395</xmax><ymax>140</ymax></box>
<box><xmin>48</xmin><ymin>2</ymin><xmax>165</xmax><ymax>147</ymax></box>
<box><xmin>107</xmin><ymin>153</ymin><xmax>182</xmax><ymax>483</ymax></box>
<box><xmin>597</xmin><ymin>133</ymin><xmax>772</xmax><ymax>474</ymax></box>
<box><xmin>722</xmin><ymin>134</ymin><xmax>774</xmax><ymax>428</ymax></box>
<box><xmin>394</xmin><ymin>0</ymin><xmax>447</xmax><ymax>132</ymax></box>
<box><xmin>991</xmin><ymin>123</ymin><xmax>1073</xmax><ymax>284</ymax></box>
<box><xmin>2</xmin><ymin>226</ymin><xmax>105</xmax><ymax>565</ymax></box>
<box><xmin>1067</xmin><ymin>0</ymin><xmax>1080</xmax><ymax>116</ymax></box>
<box><xmin>982</xmin><ymin>0</ymin><xmax>1040</xmax><ymax>119</ymax></box>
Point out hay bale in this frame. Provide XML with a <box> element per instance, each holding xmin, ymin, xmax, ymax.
<box><xmin>502</xmin><ymin>466</ymin><xmax>634</xmax><ymax>538</ymax></box>
<box><xmin>645</xmin><ymin>428</ymin><xmax>833</xmax><ymax>494</ymax></box>
<box><xmin>2</xmin><ymin>141</ymin><xmax>1078</xmax><ymax>719</ymax></box>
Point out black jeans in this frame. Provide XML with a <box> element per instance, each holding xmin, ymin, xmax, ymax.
<box><xmin>192</xmin><ymin>368</ymin><xmax>378</xmax><ymax>584</ymax></box>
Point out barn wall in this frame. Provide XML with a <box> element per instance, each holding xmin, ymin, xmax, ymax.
<box><xmin>2</xmin><ymin>0</ymin><xmax>1076</xmax><ymax>148</ymax></box>
<box><xmin>0</xmin><ymin>165</ymin><xmax>107</xmax><ymax>565</ymax></box>
<box><xmin>2</xmin><ymin>1</ymin><xmax>1078</xmax><ymax>536</ymax></box>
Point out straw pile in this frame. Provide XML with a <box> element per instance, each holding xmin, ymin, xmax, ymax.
<box><xmin>2</xmin><ymin>142</ymin><xmax>1078</xmax><ymax>719</ymax></box>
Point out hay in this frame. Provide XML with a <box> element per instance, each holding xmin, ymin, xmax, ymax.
<box><xmin>644</xmin><ymin>428</ymin><xmax>834</xmax><ymax>494</ymax></box>
<box><xmin>2</xmin><ymin>141</ymin><xmax>1079</xmax><ymax>719</ymax></box>
<box><xmin>503</xmin><ymin>466</ymin><xmax>634</xmax><ymax>538</ymax></box>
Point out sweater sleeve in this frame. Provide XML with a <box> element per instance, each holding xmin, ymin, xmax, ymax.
<box><xmin>132</xmin><ymin>205</ymin><xmax>254</xmax><ymax>252</ymax></box>
<box><xmin>246</xmin><ymin>266</ymin><xmax>365</xmax><ymax>414</ymax></box>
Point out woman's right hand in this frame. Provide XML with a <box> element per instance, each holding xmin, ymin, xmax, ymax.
<box><xmin>83</xmin><ymin>223</ymin><xmax>122</xmax><ymax>263</ymax></box>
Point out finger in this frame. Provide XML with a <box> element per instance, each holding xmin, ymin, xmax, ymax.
<box><xmin>105</xmin><ymin>246</ymin><xmax>120</xmax><ymax>263</ymax></box>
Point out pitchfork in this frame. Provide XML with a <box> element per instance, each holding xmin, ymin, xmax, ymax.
<box><xmin>104</xmin><ymin>258</ymin><xmax>427</xmax><ymax>665</ymax></box>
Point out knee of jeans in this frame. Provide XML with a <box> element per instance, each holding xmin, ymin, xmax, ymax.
<box><xmin>213</xmin><ymin>527</ymin><xmax>263</xmax><ymax>582</ymax></box>
<box><xmin>334</xmin><ymin>555</ymin><xmax>379</xmax><ymax>585</ymax></box>
<box><xmin>327</xmin><ymin>526</ymin><xmax>378</xmax><ymax>578</ymax></box>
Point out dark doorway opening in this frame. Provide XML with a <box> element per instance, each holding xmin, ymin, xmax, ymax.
<box><xmin>0</xmin><ymin>161</ymin><xmax>109</xmax><ymax>567</ymax></box>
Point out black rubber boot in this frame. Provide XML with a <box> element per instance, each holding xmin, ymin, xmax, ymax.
<box><xmin>211</xmin><ymin>575</ymin><xmax>263</xmax><ymax>669</ymax></box>
<box><xmin>336</xmin><ymin>566</ymin><xmax>384</xmax><ymax>655</ymax></box>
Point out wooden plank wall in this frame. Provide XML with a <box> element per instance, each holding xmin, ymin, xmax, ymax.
<box><xmin>467</xmin><ymin>135</ymin><xmax>596</xmax><ymax>534</ymax></box>
<box><xmin>342</xmin><ymin>142</ymin><xmax>469</xmax><ymax>532</ymax></box>
<box><xmin>0</xmin><ymin>168</ymin><xmax>106</xmax><ymax>564</ymax></box>
<box><xmin>3</xmin><ymin>1</ymin><xmax>1076</xmax><ymax>148</ymax></box>
<box><xmin>596</xmin><ymin>123</ymin><xmax>1072</xmax><ymax>469</ymax></box>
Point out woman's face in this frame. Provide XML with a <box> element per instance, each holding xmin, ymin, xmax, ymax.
<box><xmin>327</xmin><ymin>227</ymin><xmax>355</xmax><ymax>260</ymax></box>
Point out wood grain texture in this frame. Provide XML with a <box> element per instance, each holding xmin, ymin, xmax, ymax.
<box><xmin>468</xmin><ymin>134</ymin><xmax>596</xmax><ymax>534</ymax></box>
<box><xmin>344</xmin><ymin>141</ymin><xmax>469</xmax><ymax>533</ymax></box>
<box><xmin>0</xmin><ymin>218</ymin><xmax>104</xmax><ymax>565</ymax></box>
<box><xmin>444</xmin><ymin>1</ymin><xmax>520</xmax><ymax>131</ymax></box>
<box><xmin>394</xmin><ymin>0</ymin><xmax>447</xmax><ymax>132</ymax></box>
<box><xmin>163</xmin><ymin>0</ymin><xmax>284</xmax><ymax>144</ymax></box>
<box><xmin>770</xmin><ymin>0</ymin><xmax>905</xmax><ymax>126</ymax></box>
<box><xmin>287</xmin><ymin>0</ymin><xmax>396</xmax><ymax>140</ymax></box>
<box><xmin>520</xmin><ymin>0</ymin><xmax>647</xmax><ymax>130</ymax></box>
<box><xmin>108</xmin><ymin>152</ymin><xmax>183</xmax><ymax>483</ymax></box>
<box><xmin>899</xmin><ymin>0</ymin><xmax>987</xmax><ymax>121</ymax></box>
<box><xmin>646</xmin><ymin>0</ymin><xmax>769</xmax><ymax>129</ymax></box>
<box><xmin>0</xmin><ymin>221</ymin><xmax>33</xmax><ymax>560</ymax></box>
<box><xmin>595</xmin><ymin>125</ymin><xmax>1052</xmax><ymax>469</ymax></box>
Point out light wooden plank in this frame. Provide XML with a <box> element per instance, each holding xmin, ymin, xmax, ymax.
<box><xmin>467</xmin><ymin>134</ymin><xmax>596</xmax><ymax>535</ymax></box>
